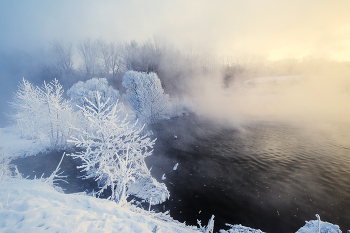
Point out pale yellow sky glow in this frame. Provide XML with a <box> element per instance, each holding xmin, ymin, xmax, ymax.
<box><xmin>1</xmin><ymin>0</ymin><xmax>350</xmax><ymax>61</ymax></box>
<box><xmin>207</xmin><ymin>0</ymin><xmax>350</xmax><ymax>61</ymax></box>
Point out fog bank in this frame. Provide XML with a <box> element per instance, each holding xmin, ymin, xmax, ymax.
<box><xmin>193</xmin><ymin>63</ymin><xmax>350</xmax><ymax>126</ymax></box>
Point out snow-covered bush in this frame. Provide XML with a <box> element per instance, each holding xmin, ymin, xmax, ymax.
<box><xmin>127</xmin><ymin>176</ymin><xmax>169</xmax><ymax>205</ymax></box>
<box><xmin>11</xmin><ymin>79</ymin><xmax>41</xmax><ymax>140</ymax></box>
<box><xmin>67</xmin><ymin>77</ymin><xmax>119</xmax><ymax>110</ymax></box>
<box><xmin>219</xmin><ymin>224</ymin><xmax>265</xmax><ymax>233</ymax></box>
<box><xmin>122</xmin><ymin>71</ymin><xmax>169</xmax><ymax>124</ymax></box>
<box><xmin>198</xmin><ymin>215</ymin><xmax>215</xmax><ymax>233</ymax></box>
<box><xmin>296</xmin><ymin>214</ymin><xmax>342</xmax><ymax>233</ymax></box>
<box><xmin>0</xmin><ymin>157</ymin><xmax>12</xmax><ymax>183</ymax></box>
<box><xmin>68</xmin><ymin>91</ymin><xmax>169</xmax><ymax>205</ymax></box>
<box><xmin>11</xmin><ymin>78</ymin><xmax>75</xmax><ymax>149</ymax></box>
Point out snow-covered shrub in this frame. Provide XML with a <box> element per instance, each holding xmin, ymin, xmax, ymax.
<box><xmin>296</xmin><ymin>214</ymin><xmax>342</xmax><ymax>233</ymax></box>
<box><xmin>67</xmin><ymin>77</ymin><xmax>119</xmax><ymax>110</ymax></box>
<box><xmin>219</xmin><ymin>224</ymin><xmax>265</xmax><ymax>233</ymax></box>
<box><xmin>198</xmin><ymin>215</ymin><xmax>215</xmax><ymax>233</ymax></box>
<box><xmin>11</xmin><ymin>78</ymin><xmax>75</xmax><ymax>149</ymax></box>
<box><xmin>122</xmin><ymin>71</ymin><xmax>169</xmax><ymax>124</ymax></box>
<box><xmin>67</xmin><ymin>78</ymin><xmax>122</xmax><ymax>136</ymax></box>
<box><xmin>127</xmin><ymin>176</ymin><xmax>169</xmax><ymax>205</ymax></box>
<box><xmin>11</xmin><ymin>79</ymin><xmax>43</xmax><ymax>140</ymax></box>
<box><xmin>0</xmin><ymin>157</ymin><xmax>12</xmax><ymax>182</ymax></box>
<box><xmin>69</xmin><ymin>91</ymin><xmax>169</xmax><ymax>205</ymax></box>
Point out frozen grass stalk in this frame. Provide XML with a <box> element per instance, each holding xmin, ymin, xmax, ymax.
<box><xmin>6</xmin><ymin>190</ymin><xmax>11</xmax><ymax>207</ymax></box>
<box><xmin>316</xmin><ymin>214</ymin><xmax>321</xmax><ymax>233</ymax></box>
<box><xmin>44</xmin><ymin>152</ymin><xmax>67</xmax><ymax>186</ymax></box>
<box><xmin>149</xmin><ymin>197</ymin><xmax>152</xmax><ymax>212</ymax></box>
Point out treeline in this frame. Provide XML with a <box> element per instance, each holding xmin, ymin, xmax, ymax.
<box><xmin>1</xmin><ymin>38</ymin><xmax>350</xmax><ymax>94</ymax></box>
<box><xmin>1</xmin><ymin>38</ymin><xmax>349</xmax><ymax>126</ymax></box>
<box><xmin>222</xmin><ymin>56</ymin><xmax>350</xmax><ymax>86</ymax></box>
<box><xmin>0</xmin><ymin>38</ymin><xmax>220</xmax><ymax>96</ymax></box>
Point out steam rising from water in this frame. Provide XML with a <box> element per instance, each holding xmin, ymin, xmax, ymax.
<box><xmin>193</xmin><ymin>68</ymin><xmax>350</xmax><ymax>126</ymax></box>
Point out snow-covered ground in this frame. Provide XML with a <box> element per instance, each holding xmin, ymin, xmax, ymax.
<box><xmin>0</xmin><ymin>126</ymin><xmax>50</xmax><ymax>160</ymax></box>
<box><xmin>0</xmin><ymin>177</ymin><xmax>197</xmax><ymax>233</ymax></box>
<box><xmin>0</xmin><ymin>126</ymin><xmax>343</xmax><ymax>233</ymax></box>
<box><xmin>0</xmin><ymin>126</ymin><xmax>198</xmax><ymax>233</ymax></box>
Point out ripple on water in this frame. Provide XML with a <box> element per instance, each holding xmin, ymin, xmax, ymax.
<box><xmin>149</xmin><ymin>118</ymin><xmax>350</xmax><ymax>233</ymax></box>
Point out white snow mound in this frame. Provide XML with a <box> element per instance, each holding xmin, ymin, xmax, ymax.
<box><xmin>0</xmin><ymin>177</ymin><xmax>196</xmax><ymax>233</ymax></box>
<box><xmin>220</xmin><ymin>224</ymin><xmax>266</xmax><ymax>233</ymax></box>
<box><xmin>296</xmin><ymin>217</ymin><xmax>342</xmax><ymax>233</ymax></box>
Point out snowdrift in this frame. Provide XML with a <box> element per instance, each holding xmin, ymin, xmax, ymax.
<box><xmin>0</xmin><ymin>177</ymin><xmax>196</xmax><ymax>233</ymax></box>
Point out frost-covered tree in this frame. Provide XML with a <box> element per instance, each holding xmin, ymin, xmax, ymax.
<box><xmin>11</xmin><ymin>78</ymin><xmax>74</xmax><ymax>149</ymax></box>
<box><xmin>68</xmin><ymin>92</ymin><xmax>169</xmax><ymax>205</ymax></box>
<box><xmin>100</xmin><ymin>41</ymin><xmax>124</xmax><ymax>77</ymax></box>
<box><xmin>67</xmin><ymin>78</ymin><xmax>119</xmax><ymax>110</ymax></box>
<box><xmin>77</xmin><ymin>38</ymin><xmax>101</xmax><ymax>75</ymax></box>
<box><xmin>41</xmin><ymin>79</ymin><xmax>75</xmax><ymax>148</ymax></box>
<box><xmin>123</xmin><ymin>40</ymin><xmax>161</xmax><ymax>74</ymax></box>
<box><xmin>11</xmin><ymin>78</ymin><xmax>44</xmax><ymax>139</ymax></box>
<box><xmin>122</xmin><ymin>71</ymin><xmax>169</xmax><ymax>124</ymax></box>
<box><xmin>50</xmin><ymin>39</ymin><xmax>74</xmax><ymax>76</ymax></box>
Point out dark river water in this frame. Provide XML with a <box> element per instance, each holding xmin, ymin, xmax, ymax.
<box><xmin>11</xmin><ymin>115</ymin><xmax>350</xmax><ymax>233</ymax></box>
<box><xmin>147</xmin><ymin>116</ymin><xmax>350</xmax><ymax>233</ymax></box>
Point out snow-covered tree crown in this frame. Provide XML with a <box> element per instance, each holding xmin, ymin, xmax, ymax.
<box><xmin>11</xmin><ymin>78</ymin><xmax>75</xmax><ymax>149</ymax></box>
<box><xmin>67</xmin><ymin>77</ymin><xmax>119</xmax><ymax>110</ymax></box>
<box><xmin>122</xmin><ymin>71</ymin><xmax>169</xmax><ymax>124</ymax></box>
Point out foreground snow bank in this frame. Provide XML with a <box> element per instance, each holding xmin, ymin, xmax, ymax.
<box><xmin>0</xmin><ymin>177</ymin><xmax>196</xmax><ymax>233</ymax></box>
<box><xmin>1</xmin><ymin>177</ymin><xmax>343</xmax><ymax>233</ymax></box>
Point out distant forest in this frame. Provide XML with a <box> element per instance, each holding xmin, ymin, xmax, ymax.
<box><xmin>1</xmin><ymin>37</ymin><xmax>350</xmax><ymax>125</ymax></box>
<box><xmin>2</xmin><ymin>38</ymin><xmax>350</xmax><ymax>91</ymax></box>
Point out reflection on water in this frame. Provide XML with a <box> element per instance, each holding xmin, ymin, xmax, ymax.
<box><xmin>148</xmin><ymin>117</ymin><xmax>350</xmax><ymax>233</ymax></box>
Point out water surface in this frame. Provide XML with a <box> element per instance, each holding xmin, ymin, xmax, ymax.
<box><xmin>148</xmin><ymin>116</ymin><xmax>350</xmax><ymax>233</ymax></box>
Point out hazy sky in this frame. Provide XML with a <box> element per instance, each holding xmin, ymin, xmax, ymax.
<box><xmin>1</xmin><ymin>0</ymin><xmax>350</xmax><ymax>60</ymax></box>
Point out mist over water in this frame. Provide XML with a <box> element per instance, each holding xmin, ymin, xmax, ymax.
<box><xmin>193</xmin><ymin>65</ymin><xmax>350</xmax><ymax>127</ymax></box>
<box><xmin>148</xmin><ymin>116</ymin><xmax>350</xmax><ymax>233</ymax></box>
<box><xmin>183</xmin><ymin>64</ymin><xmax>350</xmax><ymax>231</ymax></box>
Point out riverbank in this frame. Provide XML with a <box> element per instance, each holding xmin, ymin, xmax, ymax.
<box><xmin>0</xmin><ymin>124</ymin><xmax>344</xmax><ymax>232</ymax></box>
